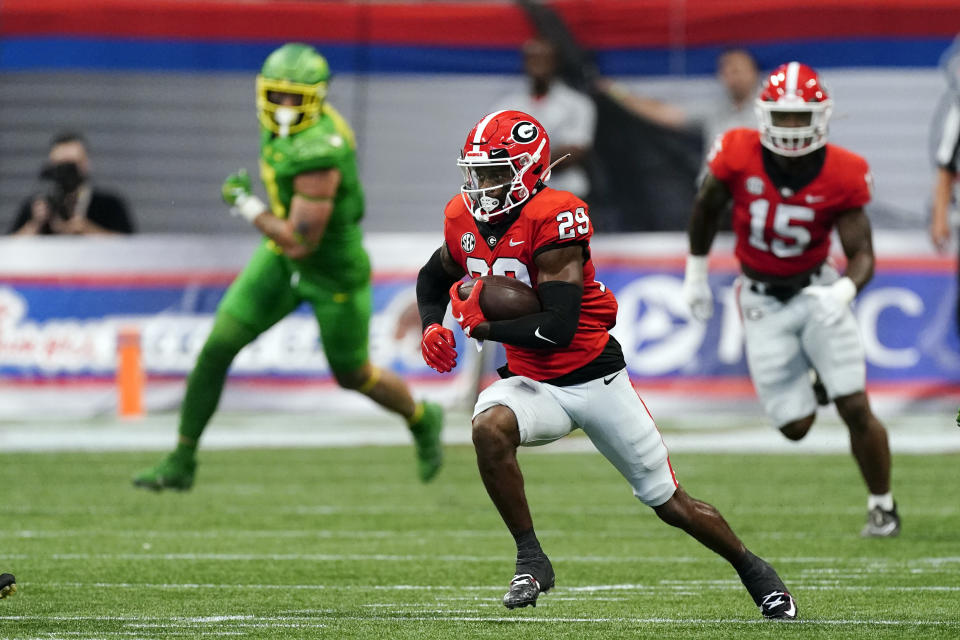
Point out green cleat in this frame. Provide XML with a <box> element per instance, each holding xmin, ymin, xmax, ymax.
<box><xmin>0</xmin><ymin>573</ymin><xmax>16</xmax><ymax>599</ymax></box>
<box><xmin>410</xmin><ymin>402</ymin><xmax>444</xmax><ymax>483</ymax></box>
<box><xmin>132</xmin><ymin>453</ymin><xmax>196</xmax><ymax>491</ymax></box>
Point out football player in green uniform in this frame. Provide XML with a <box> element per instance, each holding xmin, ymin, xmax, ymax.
<box><xmin>133</xmin><ymin>43</ymin><xmax>444</xmax><ymax>490</ymax></box>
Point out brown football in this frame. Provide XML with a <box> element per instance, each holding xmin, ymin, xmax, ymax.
<box><xmin>458</xmin><ymin>275</ymin><xmax>541</xmax><ymax>321</ymax></box>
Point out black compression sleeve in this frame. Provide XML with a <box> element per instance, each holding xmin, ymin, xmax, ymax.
<box><xmin>484</xmin><ymin>280</ymin><xmax>581</xmax><ymax>349</ymax></box>
<box><xmin>416</xmin><ymin>248</ymin><xmax>461</xmax><ymax>331</ymax></box>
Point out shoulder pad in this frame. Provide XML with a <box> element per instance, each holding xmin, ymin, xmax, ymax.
<box><xmin>291</xmin><ymin>127</ymin><xmax>349</xmax><ymax>164</ymax></box>
<box><xmin>522</xmin><ymin>187</ymin><xmax>587</xmax><ymax>220</ymax></box>
<box><xmin>444</xmin><ymin>194</ymin><xmax>471</xmax><ymax>220</ymax></box>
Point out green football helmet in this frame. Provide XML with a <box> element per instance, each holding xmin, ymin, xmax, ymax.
<box><xmin>256</xmin><ymin>43</ymin><xmax>331</xmax><ymax>136</ymax></box>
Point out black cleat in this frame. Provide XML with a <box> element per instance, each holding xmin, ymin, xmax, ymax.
<box><xmin>0</xmin><ymin>573</ymin><xmax>16</xmax><ymax>599</ymax></box>
<box><xmin>737</xmin><ymin>552</ymin><xmax>798</xmax><ymax>620</ymax></box>
<box><xmin>861</xmin><ymin>503</ymin><xmax>901</xmax><ymax>537</ymax></box>
<box><xmin>503</xmin><ymin>556</ymin><xmax>554</xmax><ymax>609</ymax></box>
<box><xmin>759</xmin><ymin>590</ymin><xmax>797</xmax><ymax>619</ymax></box>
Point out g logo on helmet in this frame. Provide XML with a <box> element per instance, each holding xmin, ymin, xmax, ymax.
<box><xmin>461</xmin><ymin>232</ymin><xmax>476</xmax><ymax>253</ymax></box>
<box><xmin>511</xmin><ymin>122</ymin><xmax>539</xmax><ymax>144</ymax></box>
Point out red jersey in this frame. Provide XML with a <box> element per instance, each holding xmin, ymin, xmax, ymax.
<box><xmin>708</xmin><ymin>128</ymin><xmax>872</xmax><ymax>278</ymax></box>
<box><xmin>443</xmin><ymin>187</ymin><xmax>618</xmax><ymax>381</ymax></box>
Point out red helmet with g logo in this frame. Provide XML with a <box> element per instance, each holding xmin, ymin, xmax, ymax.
<box><xmin>754</xmin><ymin>61</ymin><xmax>833</xmax><ymax>157</ymax></box>
<box><xmin>457</xmin><ymin>110</ymin><xmax>551</xmax><ymax>222</ymax></box>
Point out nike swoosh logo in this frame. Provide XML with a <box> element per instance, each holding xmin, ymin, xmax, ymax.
<box><xmin>784</xmin><ymin>599</ymin><xmax>796</xmax><ymax>618</ymax></box>
<box><xmin>509</xmin><ymin>240</ymin><xmax>525</xmax><ymax>246</ymax></box>
<box><xmin>603</xmin><ymin>372</ymin><xmax>620</xmax><ymax>385</ymax></box>
<box><xmin>454</xmin><ymin>313</ymin><xmax>464</xmax><ymax>323</ymax></box>
<box><xmin>534</xmin><ymin>327</ymin><xmax>557</xmax><ymax>344</ymax></box>
<box><xmin>873</xmin><ymin>521</ymin><xmax>898</xmax><ymax>536</ymax></box>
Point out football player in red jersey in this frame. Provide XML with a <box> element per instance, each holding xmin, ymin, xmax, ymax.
<box><xmin>683</xmin><ymin>62</ymin><xmax>899</xmax><ymax>537</ymax></box>
<box><xmin>417</xmin><ymin>110</ymin><xmax>797</xmax><ymax>618</ymax></box>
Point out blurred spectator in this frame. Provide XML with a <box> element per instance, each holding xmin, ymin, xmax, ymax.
<box><xmin>492</xmin><ymin>37</ymin><xmax>596</xmax><ymax>198</ymax></box>
<box><xmin>929</xmin><ymin>36</ymin><xmax>960</xmax><ymax>334</ymax></box>
<box><xmin>599</xmin><ymin>48</ymin><xmax>761</xmax><ymax>153</ymax></box>
<box><xmin>8</xmin><ymin>132</ymin><xmax>135</xmax><ymax>235</ymax></box>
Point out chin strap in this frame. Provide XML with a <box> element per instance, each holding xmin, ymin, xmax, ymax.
<box><xmin>542</xmin><ymin>153</ymin><xmax>571</xmax><ymax>182</ymax></box>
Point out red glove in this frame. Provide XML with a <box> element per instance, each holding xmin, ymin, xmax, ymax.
<box><xmin>421</xmin><ymin>323</ymin><xmax>457</xmax><ymax>373</ymax></box>
<box><xmin>449</xmin><ymin>279</ymin><xmax>487</xmax><ymax>338</ymax></box>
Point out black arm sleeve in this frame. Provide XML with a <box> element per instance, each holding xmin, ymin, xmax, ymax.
<box><xmin>484</xmin><ymin>280</ymin><xmax>581</xmax><ymax>349</ymax></box>
<box><xmin>416</xmin><ymin>247</ymin><xmax>461</xmax><ymax>331</ymax></box>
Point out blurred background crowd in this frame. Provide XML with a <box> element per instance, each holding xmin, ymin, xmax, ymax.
<box><xmin>1</xmin><ymin>0</ymin><xmax>957</xmax><ymax>236</ymax></box>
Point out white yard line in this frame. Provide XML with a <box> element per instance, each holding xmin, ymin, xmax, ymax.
<box><xmin>3</xmin><ymin>553</ymin><xmax>959</xmax><ymax>565</ymax></box>
<box><xmin>3</xmin><ymin>504</ymin><xmax>956</xmax><ymax>518</ymax></box>
<box><xmin>26</xmin><ymin>581</ymin><xmax>960</xmax><ymax>593</ymax></box>
<box><xmin>1</xmin><ymin>613</ymin><xmax>957</xmax><ymax>627</ymax></box>
<box><xmin>5</xmin><ymin>526</ymin><xmax>952</xmax><ymax>540</ymax></box>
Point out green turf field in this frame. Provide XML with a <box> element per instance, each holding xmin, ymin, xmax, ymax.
<box><xmin>1</xmin><ymin>444</ymin><xmax>958</xmax><ymax>639</ymax></box>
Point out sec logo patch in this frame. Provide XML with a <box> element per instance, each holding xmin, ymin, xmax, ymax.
<box><xmin>461</xmin><ymin>232</ymin><xmax>476</xmax><ymax>253</ymax></box>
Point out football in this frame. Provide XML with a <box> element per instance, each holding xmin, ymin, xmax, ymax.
<box><xmin>458</xmin><ymin>275</ymin><xmax>541</xmax><ymax>321</ymax></box>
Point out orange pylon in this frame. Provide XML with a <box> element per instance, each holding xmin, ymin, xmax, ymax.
<box><xmin>116</xmin><ymin>326</ymin><xmax>145</xmax><ymax>419</ymax></box>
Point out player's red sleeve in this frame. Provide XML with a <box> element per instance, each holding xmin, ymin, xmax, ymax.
<box><xmin>842</xmin><ymin>157</ymin><xmax>873</xmax><ymax>210</ymax></box>
<box><xmin>706</xmin><ymin>129</ymin><xmax>737</xmax><ymax>183</ymax></box>
<box><xmin>443</xmin><ymin>195</ymin><xmax>468</xmax><ymax>268</ymax></box>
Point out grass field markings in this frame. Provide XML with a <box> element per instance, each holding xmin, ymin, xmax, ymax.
<box><xmin>10</xmin><ymin>552</ymin><xmax>957</xmax><ymax>566</ymax></box>
<box><xmin>37</xmin><ymin>581</ymin><xmax>501</xmax><ymax>591</ymax></box>
<box><xmin>326</xmin><ymin>615</ymin><xmax>959</xmax><ymax>627</ymax></box>
<box><xmin>281</xmin><ymin>504</ymin><xmax>903</xmax><ymax>516</ymax></box>
<box><xmin>6</xmin><ymin>528</ymin><xmax>841</xmax><ymax>542</ymax></box>
<box><xmin>32</xmin><ymin>581</ymin><xmax>960</xmax><ymax>594</ymax></box>
<box><xmin>0</xmin><ymin>552</ymin><xmax>827</xmax><ymax>563</ymax></box>
<box><xmin>5</xmin><ymin>502</ymin><xmax>956</xmax><ymax>517</ymax></box>
<box><xmin>5</xmin><ymin>614</ymin><xmax>959</xmax><ymax>628</ymax></box>
<box><xmin>12</xmin><ymin>632</ymin><xmax>243</xmax><ymax>638</ymax></box>
<box><xmin>7</xmin><ymin>528</ymin><xmax>555</xmax><ymax>540</ymax></box>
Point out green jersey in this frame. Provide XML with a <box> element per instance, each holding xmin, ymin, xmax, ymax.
<box><xmin>258</xmin><ymin>103</ymin><xmax>370</xmax><ymax>290</ymax></box>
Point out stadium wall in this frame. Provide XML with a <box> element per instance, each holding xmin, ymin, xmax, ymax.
<box><xmin>0</xmin><ymin>232</ymin><xmax>956</xmax><ymax>420</ymax></box>
<box><xmin>0</xmin><ymin>0</ymin><xmax>957</xmax><ymax>232</ymax></box>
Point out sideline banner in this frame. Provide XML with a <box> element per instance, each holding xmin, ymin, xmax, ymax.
<box><xmin>0</xmin><ymin>233</ymin><xmax>957</xmax><ymax>418</ymax></box>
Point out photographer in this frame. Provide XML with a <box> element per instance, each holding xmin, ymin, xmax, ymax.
<box><xmin>8</xmin><ymin>132</ymin><xmax>134</xmax><ymax>235</ymax></box>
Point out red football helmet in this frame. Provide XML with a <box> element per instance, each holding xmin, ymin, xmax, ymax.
<box><xmin>755</xmin><ymin>61</ymin><xmax>833</xmax><ymax>157</ymax></box>
<box><xmin>457</xmin><ymin>110</ymin><xmax>551</xmax><ymax>222</ymax></box>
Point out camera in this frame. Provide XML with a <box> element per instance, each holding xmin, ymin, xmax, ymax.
<box><xmin>39</xmin><ymin>161</ymin><xmax>83</xmax><ymax>218</ymax></box>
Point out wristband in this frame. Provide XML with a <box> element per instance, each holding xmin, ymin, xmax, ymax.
<box><xmin>233</xmin><ymin>194</ymin><xmax>267</xmax><ymax>223</ymax></box>
<box><xmin>685</xmin><ymin>255</ymin><xmax>709</xmax><ymax>281</ymax></box>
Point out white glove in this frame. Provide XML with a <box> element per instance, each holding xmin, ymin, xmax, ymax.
<box><xmin>682</xmin><ymin>255</ymin><xmax>713</xmax><ymax>321</ymax></box>
<box><xmin>802</xmin><ymin>276</ymin><xmax>857</xmax><ymax>326</ymax></box>
<box><xmin>230</xmin><ymin>193</ymin><xmax>267</xmax><ymax>223</ymax></box>
<box><xmin>221</xmin><ymin>170</ymin><xmax>267</xmax><ymax>223</ymax></box>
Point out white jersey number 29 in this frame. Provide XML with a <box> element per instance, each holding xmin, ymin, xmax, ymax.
<box><xmin>465</xmin><ymin>256</ymin><xmax>532</xmax><ymax>287</ymax></box>
<box><xmin>557</xmin><ymin>207</ymin><xmax>589</xmax><ymax>240</ymax></box>
<box><xmin>748</xmin><ymin>199</ymin><xmax>815</xmax><ymax>258</ymax></box>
